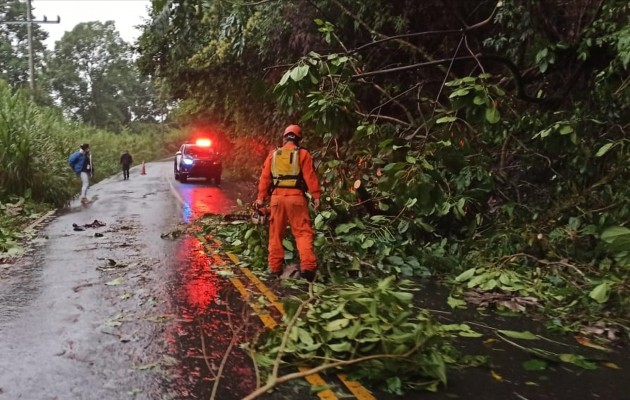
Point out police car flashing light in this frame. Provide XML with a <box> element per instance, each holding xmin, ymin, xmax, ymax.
<box><xmin>195</xmin><ymin>138</ymin><xmax>212</xmax><ymax>147</ymax></box>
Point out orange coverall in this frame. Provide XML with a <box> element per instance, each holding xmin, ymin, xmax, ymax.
<box><xmin>257</xmin><ymin>142</ymin><xmax>321</xmax><ymax>274</ymax></box>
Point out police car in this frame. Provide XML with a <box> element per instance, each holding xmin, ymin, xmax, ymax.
<box><xmin>174</xmin><ymin>139</ymin><xmax>222</xmax><ymax>184</ymax></box>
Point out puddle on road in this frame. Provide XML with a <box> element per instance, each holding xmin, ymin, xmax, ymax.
<box><xmin>179</xmin><ymin>185</ymin><xmax>236</xmax><ymax>223</ymax></box>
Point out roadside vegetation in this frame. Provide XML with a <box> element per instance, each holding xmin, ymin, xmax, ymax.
<box><xmin>2</xmin><ymin>0</ymin><xmax>629</xmax><ymax>396</ymax></box>
<box><xmin>0</xmin><ymin>80</ymin><xmax>184</xmax><ymax>256</ymax></box>
<box><xmin>139</xmin><ymin>0</ymin><xmax>629</xmax><ymax>396</ymax></box>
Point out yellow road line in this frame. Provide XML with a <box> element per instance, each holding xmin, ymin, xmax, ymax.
<box><xmin>239</xmin><ymin>266</ymin><xmax>285</xmax><ymax>314</ymax></box>
<box><xmin>226</xmin><ymin>252</ymin><xmax>240</xmax><ymax>265</ymax></box>
<box><xmin>230</xmin><ymin>275</ymin><xmax>277</xmax><ymax>329</ymax></box>
<box><xmin>224</xmin><ymin>251</ymin><xmax>376</xmax><ymax>400</ymax></box>
<box><xmin>210</xmin><ymin>252</ymin><xmax>277</xmax><ymax>329</ymax></box>
<box><xmin>299</xmin><ymin>367</ymin><xmax>340</xmax><ymax>400</ymax></box>
<box><xmin>336</xmin><ymin>375</ymin><xmax>376</xmax><ymax>400</ymax></box>
<box><xmin>201</xmin><ymin>239</ymin><xmax>339</xmax><ymax>400</ymax></box>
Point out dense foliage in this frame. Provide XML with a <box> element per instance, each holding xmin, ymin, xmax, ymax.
<box><xmin>1</xmin><ymin>0</ymin><xmax>628</xmax><ymax>395</ymax></box>
<box><xmin>139</xmin><ymin>0</ymin><xmax>629</xmax><ymax>333</ymax></box>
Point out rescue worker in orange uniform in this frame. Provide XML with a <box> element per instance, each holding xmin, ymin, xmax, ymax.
<box><xmin>256</xmin><ymin>125</ymin><xmax>321</xmax><ymax>282</ymax></box>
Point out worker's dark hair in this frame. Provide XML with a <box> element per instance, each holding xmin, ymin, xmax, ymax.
<box><xmin>80</xmin><ymin>143</ymin><xmax>90</xmax><ymax>151</ymax></box>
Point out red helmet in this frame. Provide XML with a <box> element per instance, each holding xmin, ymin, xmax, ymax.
<box><xmin>283</xmin><ymin>124</ymin><xmax>302</xmax><ymax>138</ymax></box>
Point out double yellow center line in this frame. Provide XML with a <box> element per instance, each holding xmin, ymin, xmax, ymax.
<box><xmin>199</xmin><ymin>236</ymin><xmax>376</xmax><ymax>400</ymax></box>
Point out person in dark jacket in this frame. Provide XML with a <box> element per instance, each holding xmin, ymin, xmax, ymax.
<box><xmin>68</xmin><ymin>143</ymin><xmax>93</xmax><ymax>204</ymax></box>
<box><xmin>120</xmin><ymin>150</ymin><xmax>133</xmax><ymax>180</ymax></box>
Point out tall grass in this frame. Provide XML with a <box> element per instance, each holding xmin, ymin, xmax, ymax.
<box><xmin>0</xmin><ymin>81</ymin><xmax>184</xmax><ymax>208</ymax></box>
<box><xmin>0</xmin><ymin>82</ymin><xmax>75</xmax><ymax>207</ymax></box>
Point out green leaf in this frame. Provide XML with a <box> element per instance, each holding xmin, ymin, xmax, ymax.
<box><xmin>390</xmin><ymin>291</ymin><xmax>414</xmax><ymax>302</ymax></box>
<box><xmin>282</xmin><ymin>239</ymin><xmax>294</xmax><ymax>251</ymax></box>
<box><xmin>539</xmin><ymin>61</ymin><xmax>548</xmax><ymax>73</ymax></box>
<box><xmin>320</xmin><ymin>308</ymin><xmax>342</xmax><ymax>319</ymax></box>
<box><xmin>216</xmin><ymin>270</ymin><xmax>234</xmax><ymax>278</ymax></box>
<box><xmin>558</xmin><ymin>125</ymin><xmax>574</xmax><ymax>135</ymax></box>
<box><xmin>447</xmin><ymin>296</ymin><xmax>467</xmax><ymax>309</ymax></box>
<box><xmin>436</xmin><ymin>116</ymin><xmax>457</xmax><ymax>124</ymax></box>
<box><xmin>328</xmin><ymin>342</ymin><xmax>352</xmax><ymax>352</ymax></box>
<box><xmin>449</xmin><ymin>88</ymin><xmax>470</xmax><ymax>98</ymax></box>
<box><xmin>455</xmin><ymin>267</ymin><xmax>476</xmax><ymax>282</ymax></box>
<box><xmin>523</xmin><ymin>359</ymin><xmax>547</xmax><ymax>371</ymax></box>
<box><xmin>404</xmin><ymin>198</ymin><xmax>417</xmax><ymax>208</ymax></box>
<box><xmin>498</xmin><ymin>330</ymin><xmax>538</xmax><ymax>340</ymax></box>
<box><xmin>601</xmin><ymin>226</ymin><xmax>630</xmax><ymax>244</ymax></box>
<box><xmin>314</xmin><ymin>214</ymin><xmax>325</xmax><ymax>229</ymax></box>
<box><xmin>589</xmin><ymin>282</ymin><xmax>611</xmax><ymax>304</ymax></box>
<box><xmin>297</xmin><ymin>327</ymin><xmax>315</xmax><ymax>345</ymax></box>
<box><xmin>536</xmin><ymin>48</ymin><xmax>548</xmax><ymax>62</ymax></box>
<box><xmin>386</xmin><ymin>256</ymin><xmax>404</xmax><ymax>265</ymax></box>
<box><xmin>459</xmin><ymin>331</ymin><xmax>483</xmax><ymax>338</ymax></box>
<box><xmin>473</xmin><ymin>95</ymin><xmax>487</xmax><ymax>105</ymax></box>
<box><xmin>290</xmin><ymin>65</ymin><xmax>309</xmax><ymax>82</ymax></box>
<box><xmin>397</xmin><ymin>220</ymin><xmax>409</xmax><ymax>234</ymax></box>
<box><xmin>278</xmin><ymin>70</ymin><xmax>291</xmax><ymax>86</ymax></box>
<box><xmin>335</xmin><ymin>223</ymin><xmax>356</xmax><ymax>234</ymax></box>
<box><xmin>485</xmin><ymin>107</ymin><xmax>501</xmax><ymax>124</ymax></box>
<box><xmin>595</xmin><ymin>143</ymin><xmax>614</xmax><ymax>157</ymax></box>
<box><xmin>324</xmin><ymin>318</ymin><xmax>350</xmax><ymax>331</ymax></box>
<box><xmin>558</xmin><ymin>354</ymin><xmax>598</xmax><ymax>370</ymax></box>
<box><xmin>361</xmin><ymin>239</ymin><xmax>375</xmax><ymax>249</ymax></box>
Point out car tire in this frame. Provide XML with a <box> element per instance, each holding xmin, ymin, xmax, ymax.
<box><xmin>214</xmin><ymin>174</ymin><xmax>221</xmax><ymax>185</ymax></box>
<box><xmin>180</xmin><ymin>174</ymin><xmax>188</xmax><ymax>183</ymax></box>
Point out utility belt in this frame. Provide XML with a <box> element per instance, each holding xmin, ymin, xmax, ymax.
<box><xmin>269</xmin><ymin>173</ymin><xmax>307</xmax><ymax>196</ymax></box>
<box><xmin>269</xmin><ymin>187</ymin><xmax>306</xmax><ymax>197</ymax></box>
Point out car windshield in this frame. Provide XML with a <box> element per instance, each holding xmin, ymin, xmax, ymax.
<box><xmin>186</xmin><ymin>146</ymin><xmax>216</xmax><ymax>157</ymax></box>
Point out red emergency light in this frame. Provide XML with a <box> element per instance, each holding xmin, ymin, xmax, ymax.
<box><xmin>195</xmin><ymin>138</ymin><xmax>212</xmax><ymax>147</ymax></box>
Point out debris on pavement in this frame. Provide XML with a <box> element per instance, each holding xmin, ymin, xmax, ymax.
<box><xmin>72</xmin><ymin>220</ymin><xmax>107</xmax><ymax>232</ymax></box>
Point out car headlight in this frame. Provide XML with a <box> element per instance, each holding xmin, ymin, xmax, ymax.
<box><xmin>182</xmin><ymin>158</ymin><xmax>194</xmax><ymax>166</ymax></box>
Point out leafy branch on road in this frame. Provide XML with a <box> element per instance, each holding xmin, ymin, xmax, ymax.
<box><xmin>242</xmin><ymin>277</ymin><xmax>448</xmax><ymax>397</ymax></box>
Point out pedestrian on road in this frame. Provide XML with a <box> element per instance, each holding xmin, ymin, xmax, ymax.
<box><xmin>120</xmin><ymin>150</ymin><xmax>133</xmax><ymax>180</ymax></box>
<box><xmin>256</xmin><ymin>125</ymin><xmax>321</xmax><ymax>282</ymax></box>
<box><xmin>68</xmin><ymin>143</ymin><xmax>93</xmax><ymax>204</ymax></box>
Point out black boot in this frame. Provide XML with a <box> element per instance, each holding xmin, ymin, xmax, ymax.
<box><xmin>300</xmin><ymin>269</ymin><xmax>316</xmax><ymax>282</ymax></box>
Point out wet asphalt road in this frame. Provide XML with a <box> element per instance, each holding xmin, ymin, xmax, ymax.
<box><xmin>0</xmin><ymin>161</ymin><xmax>243</xmax><ymax>399</ymax></box>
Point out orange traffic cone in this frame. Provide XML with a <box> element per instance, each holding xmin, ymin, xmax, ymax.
<box><xmin>141</xmin><ymin>161</ymin><xmax>146</xmax><ymax>175</ymax></box>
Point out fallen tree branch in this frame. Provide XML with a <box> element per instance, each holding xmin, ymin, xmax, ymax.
<box><xmin>242</xmin><ymin>345</ymin><xmax>422</xmax><ymax>400</ymax></box>
<box><xmin>210</xmin><ymin>307</ymin><xmax>251</xmax><ymax>400</ymax></box>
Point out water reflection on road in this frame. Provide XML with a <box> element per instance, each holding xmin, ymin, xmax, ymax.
<box><xmin>177</xmin><ymin>180</ymin><xmax>235</xmax><ymax>222</ymax></box>
<box><xmin>166</xmin><ymin>180</ymin><xmax>259</xmax><ymax>399</ymax></box>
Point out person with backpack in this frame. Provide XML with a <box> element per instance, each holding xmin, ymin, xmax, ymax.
<box><xmin>120</xmin><ymin>150</ymin><xmax>133</xmax><ymax>180</ymax></box>
<box><xmin>68</xmin><ymin>143</ymin><xmax>93</xmax><ymax>204</ymax></box>
<box><xmin>255</xmin><ymin>125</ymin><xmax>321</xmax><ymax>282</ymax></box>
